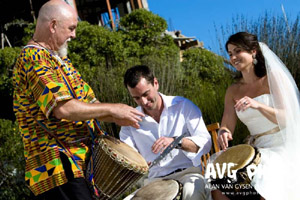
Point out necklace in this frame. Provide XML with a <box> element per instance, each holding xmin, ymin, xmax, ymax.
<box><xmin>31</xmin><ymin>38</ymin><xmax>50</xmax><ymax>50</ymax></box>
<box><xmin>31</xmin><ymin>37</ymin><xmax>57</xmax><ymax>55</ymax></box>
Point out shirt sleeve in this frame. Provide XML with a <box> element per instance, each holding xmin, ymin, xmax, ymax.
<box><xmin>119</xmin><ymin>126</ymin><xmax>138</xmax><ymax>152</ymax></box>
<box><xmin>182</xmin><ymin>99</ymin><xmax>212</xmax><ymax>166</ymax></box>
<box><xmin>27</xmin><ymin>51</ymin><xmax>73</xmax><ymax>118</ymax></box>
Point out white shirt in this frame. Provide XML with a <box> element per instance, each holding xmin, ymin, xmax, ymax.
<box><xmin>119</xmin><ymin>93</ymin><xmax>212</xmax><ymax>178</ymax></box>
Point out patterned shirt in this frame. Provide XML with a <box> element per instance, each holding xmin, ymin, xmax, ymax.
<box><xmin>13</xmin><ymin>45</ymin><xmax>101</xmax><ymax>195</ymax></box>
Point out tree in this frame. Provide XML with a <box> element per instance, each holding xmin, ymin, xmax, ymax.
<box><xmin>119</xmin><ymin>9</ymin><xmax>168</xmax><ymax>48</ymax></box>
<box><xmin>0</xmin><ymin>119</ymin><xmax>30</xmax><ymax>200</ymax></box>
<box><xmin>69</xmin><ymin>21</ymin><xmax>126</xmax><ymax>70</ymax></box>
<box><xmin>0</xmin><ymin>47</ymin><xmax>21</xmax><ymax>120</ymax></box>
<box><xmin>181</xmin><ymin>48</ymin><xmax>232</xmax><ymax>125</ymax></box>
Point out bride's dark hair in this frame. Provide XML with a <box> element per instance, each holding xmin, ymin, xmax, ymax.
<box><xmin>225</xmin><ymin>32</ymin><xmax>266</xmax><ymax>77</ymax></box>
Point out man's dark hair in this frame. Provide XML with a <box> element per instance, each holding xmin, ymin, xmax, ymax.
<box><xmin>124</xmin><ymin>65</ymin><xmax>155</xmax><ymax>88</ymax></box>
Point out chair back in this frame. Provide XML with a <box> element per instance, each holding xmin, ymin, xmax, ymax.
<box><xmin>201</xmin><ymin>122</ymin><xmax>220</xmax><ymax>175</ymax></box>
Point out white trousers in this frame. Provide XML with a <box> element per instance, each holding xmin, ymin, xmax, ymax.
<box><xmin>124</xmin><ymin>167</ymin><xmax>212</xmax><ymax>200</ymax></box>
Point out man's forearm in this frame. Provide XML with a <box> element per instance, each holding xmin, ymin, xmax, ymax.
<box><xmin>181</xmin><ymin>138</ymin><xmax>200</xmax><ymax>153</ymax></box>
<box><xmin>52</xmin><ymin>99</ymin><xmax>144</xmax><ymax>129</ymax></box>
<box><xmin>52</xmin><ymin>99</ymin><xmax>115</xmax><ymax>121</ymax></box>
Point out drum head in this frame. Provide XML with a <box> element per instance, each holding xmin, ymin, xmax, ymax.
<box><xmin>213</xmin><ymin>144</ymin><xmax>255</xmax><ymax>171</ymax></box>
<box><xmin>133</xmin><ymin>179</ymin><xmax>181</xmax><ymax>200</ymax></box>
<box><xmin>100</xmin><ymin>136</ymin><xmax>148</xmax><ymax>171</ymax></box>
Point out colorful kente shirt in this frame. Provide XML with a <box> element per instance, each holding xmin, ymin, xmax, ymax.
<box><xmin>13</xmin><ymin>45</ymin><xmax>101</xmax><ymax>195</ymax></box>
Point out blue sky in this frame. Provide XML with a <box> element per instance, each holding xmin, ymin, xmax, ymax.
<box><xmin>147</xmin><ymin>0</ymin><xmax>300</xmax><ymax>54</ymax></box>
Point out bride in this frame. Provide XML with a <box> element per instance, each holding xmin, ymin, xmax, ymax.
<box><xmin>213</xmin><ymin>32</ymin><xmax>300</xmax><ymax>200</ymax></box>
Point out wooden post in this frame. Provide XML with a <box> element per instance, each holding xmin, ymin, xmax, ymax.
<box><xmin>69</xmin><ymin>0</ymin><xmax>79</xmax><ymax>16</ymax></box>
<box><xmin>106</xmin><ymin>0</ymin><xmax>115</xmax><ymax>29</ymax></box>
<box><xmin>137</xmin><ymin>0</ymin><xmax>142</xmax><ymax>9</ymax></box>
<box><xmin>130</xmin><ymin>0</ymin><xmax>135</xmax><ymax>10</ymax></box>
<box><xmin>63</xmin><ymin>0</ymin><xmax>79</xmax><ymax>19</ymax></box>
<box><xmin>28</xmin><ymin>0</ymin><xmax>36</xmax><ymax>22</ymax></box>
<box><xmin>1</xmin><ymin>33</ymin><xmax>11</xmax><ymax>49</ymax></box>
<box><xmin>5</xmin><ymin>34</ymin><xmax>11</xmax><ymax>47</ymax></box>
<box><xmin>1</xmin><ymin>33</ymin><xmax>4</xmax><ymax>49</ymax></box>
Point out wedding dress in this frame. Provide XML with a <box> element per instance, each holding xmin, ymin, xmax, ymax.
<box><xmin>236</xmin><ymin>94</ymin><xmax>286</xmax><ymax>200</ymax></box>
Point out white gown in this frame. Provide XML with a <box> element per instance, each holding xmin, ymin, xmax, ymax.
<box><xmin>236</xmin><ymin>94</ymin><xmax>287</xmax><ymax>200</ymax></box>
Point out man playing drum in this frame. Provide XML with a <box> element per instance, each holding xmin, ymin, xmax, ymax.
<box><xmin>120</xmin><ymin>65</ymin><xmax>212</xmax><ymax>200</ymax></box>
<box><xmin>13</xmin><ymin>1</ymin><xmax>144</xmax><ymax>199</ymax></box>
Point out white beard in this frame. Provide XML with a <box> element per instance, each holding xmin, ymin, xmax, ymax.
<box><xmin>58</xmin><ymin>38</ymin><xmax>71</xmax><ymax>57</ymax></box>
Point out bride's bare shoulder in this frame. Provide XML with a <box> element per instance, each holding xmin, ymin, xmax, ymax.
<box><xmin>227</xmin><ymin>81</ymin><xmax>242</xmax><ymax>95</ymax></box>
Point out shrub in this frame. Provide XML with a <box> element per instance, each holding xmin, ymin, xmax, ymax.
<box><xmin>0</xmin><ymin>119</ymin><xmax>30</xmax><ymax>200</ymax></box>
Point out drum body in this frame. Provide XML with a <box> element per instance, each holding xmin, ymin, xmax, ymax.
<box><xmin>132</xmin><ymin>179</ymin><xmax>183</xmax><ymax>200</ymax></box>
<box><xmin>210</xmin><ymin>144</ymin><xmax>261</xmax><ymax>200</ymax></box>
<box><xmin>86</xmin><ymin>135</ymin><xmax>148</xmax><ymax>199</ymax></box>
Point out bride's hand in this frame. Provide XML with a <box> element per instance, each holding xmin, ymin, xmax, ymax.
<box><xmin>217</xmin><ymin>129</ymin><xmax>233</xmax><ymax>150</ymax></box>
<box><xmin>234</xmin><ymin>96</ymin><xmax>260</xmax><ymax>111</ymax></box>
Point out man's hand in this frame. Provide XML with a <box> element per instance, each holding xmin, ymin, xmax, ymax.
<box><xmin>152</xmin><ymin>137</ymin><xmax>175</xmax><ymax>154</ymax></box>
<box><xmin>110</xmin><ymin>103</ymin><xmax>144</xmax><ymax>129</ymax></box>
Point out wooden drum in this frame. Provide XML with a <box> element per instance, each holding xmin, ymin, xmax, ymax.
<box><xmin>212</xmin><ymin>144</ymin><xmax>261</xmax><ymax>183</ymax></box>
<box><xmin>210</xmin><ymin>144</ymin><xmax>261</xmax><ymax>200</ymax></box>
<box><xmin>132</xmin><ymin>179</ymin><xmax>183</xmax><ymax>200</ymax></box>
<box><xmin>86</xmin><ymin>135</ymin><xmax>148</xmax><ymax>199</ymax></box>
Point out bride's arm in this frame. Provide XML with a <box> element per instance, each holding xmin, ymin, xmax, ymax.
<box><xmin>235</xmin><ymin>96</ymin><xmax>278</xmax><ymax>124</ymax></box>
<box><xmin>218</xmin><ymin>85</ymin><xmax>238</xmax><ymax>150</ymax></box>
<box><xmin>257</xmin><ymin>103</ymin><xmax>278</xmax><ymax>124</ymax></box>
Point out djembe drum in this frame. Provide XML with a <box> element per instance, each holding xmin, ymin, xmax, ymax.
<box><xmin>86</xmin><ymin>135</ymin><xmax>149</xmax><ymax>200</ymax></box>
<box><xmin>132</xmin><ymin>179</ymin><xmax>183</xmax><ymax>200</ymax></box>
<box><xmin>209</xmin><ymin>144</ymin><xmax>261</xmax><ymax>200</ymax></box>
